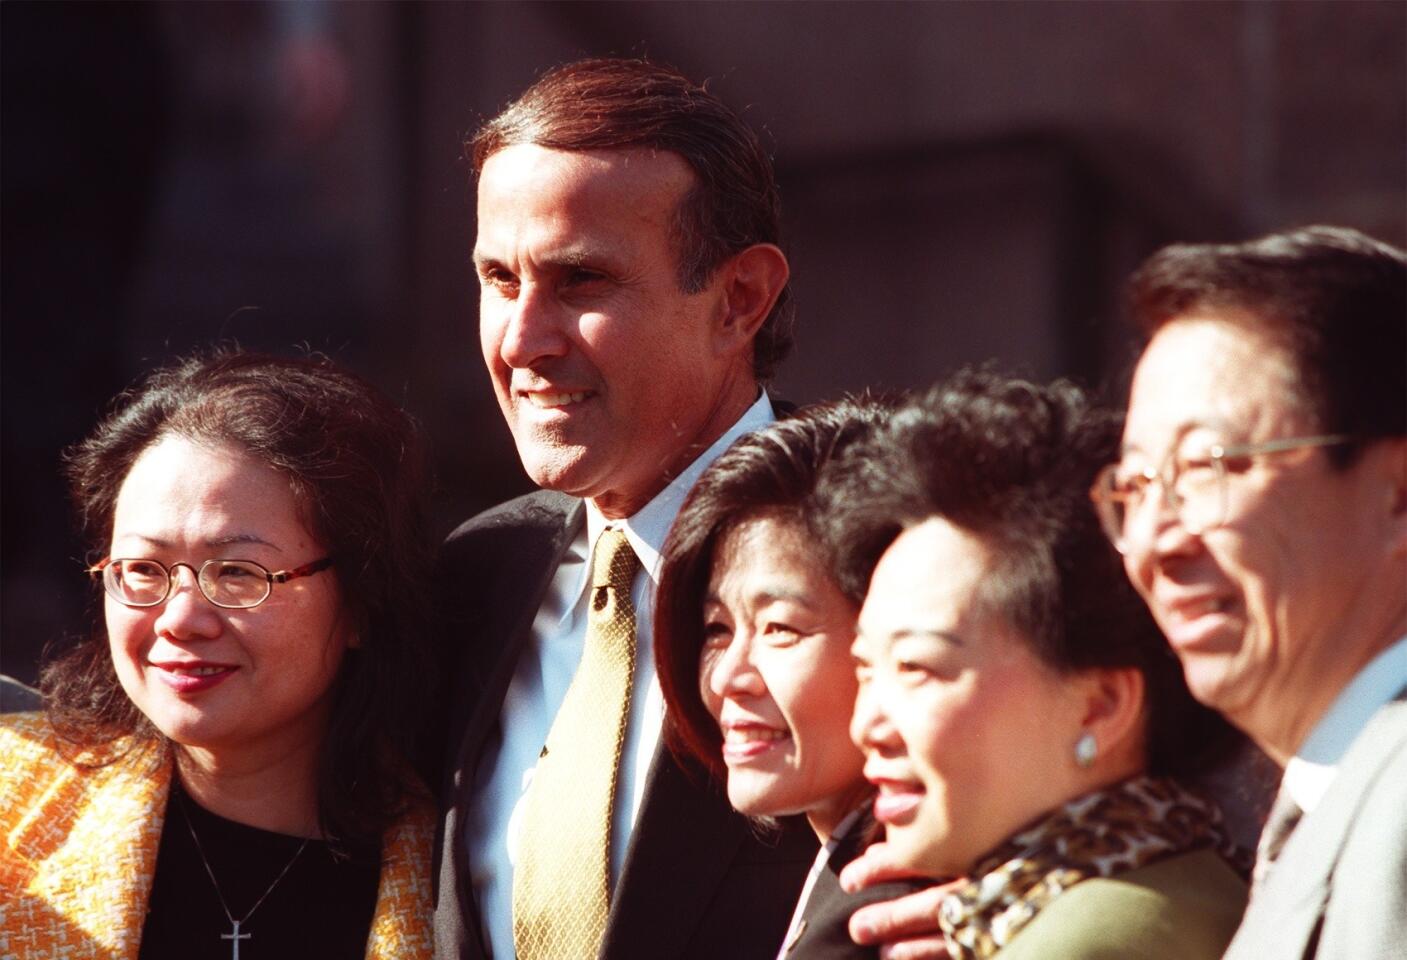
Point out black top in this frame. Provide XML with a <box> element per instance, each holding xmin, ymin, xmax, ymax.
<box><xmin>784</xmin><ymin>809</ymin><xmax>934</xmax><ymax>960</ymax></box>
<box><xmin>140</xmin><ymin>780</ymin><xmax>379</xmax><ymax>960</ymax></box>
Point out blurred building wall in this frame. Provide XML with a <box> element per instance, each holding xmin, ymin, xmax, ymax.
<box><xmin>3</xmin><ymin>1</ymin><xmax>1403</xmax><ymax>683</ymax></box>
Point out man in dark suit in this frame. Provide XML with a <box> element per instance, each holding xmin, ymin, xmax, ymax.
<box><xmin>432</xmin><ymin>58</ymin><xmax>816</xmax><ymax>960</ymax></box>
<box><xmin>1100</xmin><ymin>226</ymin><xmax>1407</xmax><ymax>958</ymax></box>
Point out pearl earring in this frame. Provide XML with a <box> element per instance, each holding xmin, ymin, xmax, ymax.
<box><xmin>1074</xmin><ymin>732</ymin><xmax>1098</xmax><ymax>768</ymax></box>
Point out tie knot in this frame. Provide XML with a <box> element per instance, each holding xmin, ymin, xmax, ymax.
<box><xmin>592</xmin><ymin>528</ymin><xmax>639</xmax><ymax>592</ymax></box>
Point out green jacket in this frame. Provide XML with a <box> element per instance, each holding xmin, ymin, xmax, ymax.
<box><xmin>996</xmin><ymin>849</ymin><xmax>1247</xmax><ymax>959</ymax></box>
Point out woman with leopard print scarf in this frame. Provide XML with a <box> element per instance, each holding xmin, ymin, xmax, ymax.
<box><xmin>826</xmin><ymin>372</ymin><xmax>1250</xmax><ymax>958</ymax></box>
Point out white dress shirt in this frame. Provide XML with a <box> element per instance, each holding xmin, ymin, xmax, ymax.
<box><xmin>468</xmin><ymin>393</ymin><xmax>775</xmax><ymax>959</ymax></box>
<box><xmin>1282</xmin><ymin>635</ymin><xmax>1407</xmax><ymax>814</ymax></box>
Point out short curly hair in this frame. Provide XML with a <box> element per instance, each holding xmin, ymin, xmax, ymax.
<box><xmin>817</xmin><ymin>368</ymin><xmax>1238</xmax><ymax>778</ymax></box>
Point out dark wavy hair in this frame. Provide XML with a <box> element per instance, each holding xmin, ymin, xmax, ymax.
<box><xmin>817</xmin><ymin>369</ymin><xmax>1238</xmax><ymax>778</ymax></box>
<box><xmin>470</xmin><ymin>57</ymin><xmax>793</xmax><ymax>382</ymax></box>
<box><xmin>43</xmin><ymin>349</ymin><xmax>435</xmax><ymax>846</ymax></box>
<box><xmin>655</xmin><ymin>396</ymin><xmax>896</xmax><ymax>778</ymax></box>
<box><xmin>1128</xmin><ymin>225</ymin><xmax>1406</xmax><ymax>467</ymax></box>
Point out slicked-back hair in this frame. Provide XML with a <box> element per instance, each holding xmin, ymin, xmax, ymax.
<box><xmin>470</xmin><ymin>57</ymin><xmax>793</xmax><ymax>381</ymax></box>
<box><xmin>655</xmin><ymin>396</ymin><xmax>897</xmax><ymax>778</ymax></box>
<box><xmin>1128</xmin><ymin>225</ymin><xmax>1406</xmax><ymax>467</ymax></box>
<box><xmin>45</xmin><ymin>349</ymin><xmax>435</xmax><ymax>847</ymax></box>
<box><xmin>817</xmin><ymin>369</ymin><xmax>1238</xmax><ymax>779</ymax></box>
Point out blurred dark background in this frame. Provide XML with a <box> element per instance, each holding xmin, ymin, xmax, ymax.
<box><xmin>4</xmin><ymin>1</ymin><xmax>1404</xmax><ymax>685</ymax></box>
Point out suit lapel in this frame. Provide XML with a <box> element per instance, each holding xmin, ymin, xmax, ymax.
<box><xmin>1227</xmin><ymin>691</ymin><xmax>1407</xmax><ymax>959</ymax></box>
<box><xmin>434</xmin><ymin>493</ymin><xmax>583</xmax><ymax>960</ymax></box>
<box><xmin>1273</xmin><ymin>692</ymin><xmax>1407</xmax><ymax>883</ymax></box>
<box><xmin>449</xmin><ymin>500</ymin><xmax>584</xmax><ymax>790</ymax></box>
<box><xmin>599</xmin><ymin>746</ymin><xmax>748</xmax><ymax>958</ymax></box>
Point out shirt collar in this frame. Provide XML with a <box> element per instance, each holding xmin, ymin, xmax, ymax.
<box><xmin>576</xmin><ymin>391</ymin><xmax>775</xmax><ymax>595</ymax></box>
<box><xmin>824</xmin><ymin>805</ymin><xmax>867</xmax><ymax>853</ymax></box>
<box><xmin>1283</xmin><ymin>634</ymin><xmax>1407</xmax><ymax>812</ymax></box>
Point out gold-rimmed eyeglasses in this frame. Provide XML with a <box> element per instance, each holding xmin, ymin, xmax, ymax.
<box><xmin>89</xmin><ymin>556</ymin><xmax>334</xmax><ymax>609</ymax></box>
<box><xmin>1089</xmin><ymin>434</ymin><xmax>1351</xmax><ymax>554</ymax></box>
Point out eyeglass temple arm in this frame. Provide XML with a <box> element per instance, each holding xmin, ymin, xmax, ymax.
<box><xmin>1212</xmin><ymin>434</ymin><xmax>1352</xmax><ymax>458</ymax></box>
<box><xmin>268</xmin><ymin>556</ymin><xmax>335</xmax><ymax>583</ymax></box>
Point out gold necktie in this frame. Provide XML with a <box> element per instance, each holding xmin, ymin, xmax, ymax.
<box><xmin>513</xmin><ymin>528</ymin><xmax>641</xmax><ymax>959</ymax></box>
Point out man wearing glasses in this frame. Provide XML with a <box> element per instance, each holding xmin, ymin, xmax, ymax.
<box><xmin>1091</xmin><ymin>226</ymin><xmax>1406</xmax><ymax>959</ymax></box>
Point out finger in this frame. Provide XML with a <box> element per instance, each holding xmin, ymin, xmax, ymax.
<box><xmin>839</xmin><ymin>842</ymin><xmax>926</xmax><ymax>893</ymax></box>
<box><xmin>848</xmin><ymin>885</ymin><xmax>948</xmax><ymax>944</ymax></box>
<box><xmin>879</xmin><ymin>936</ymin><xmax>950</xmax><ymax>960</ymax></box>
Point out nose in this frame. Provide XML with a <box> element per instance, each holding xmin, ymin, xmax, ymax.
<box><xmin>706</xmin><ymin>633</ymin><xmax>766</xmax><ymax>701</ymax></box>
<box><xmin>494</xmin><ymin>281</ymin><xmax>570</xmax><ymax>371</ymax></box>
<box><xmin>1120</xmin><ymin>481</ymin><xmax>1200</xmax><ymax>592</ymax></box>
<box><xmin>152</xmin><ymin>566</ymin><xmax>223</xmax><ymax>641</ymax></box>
<box><xmin>1121</xmin><ymin>475</ymin><xmax>1185</xmax><ymax>555</ymax></box>
<box><xmin>849</xmin><ymin>679</ymin><xmax>897</xmax><ymax>754</ymax></box>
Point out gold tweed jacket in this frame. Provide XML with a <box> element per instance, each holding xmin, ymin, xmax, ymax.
<box><xmin>0</xmin><ymin>712</ymin><xmax>434</xmax><ymax>960</ymax></box>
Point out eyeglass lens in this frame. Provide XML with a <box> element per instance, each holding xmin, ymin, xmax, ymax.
<box><xmin>1099</xmin><ymin>455</ymin><xmax>1228</xmax><ymax>548</ymax></box>
<box><xmin>103</xmin><ymin>559</ymin><xmax>272</xmax><ymax>608</ymax></box>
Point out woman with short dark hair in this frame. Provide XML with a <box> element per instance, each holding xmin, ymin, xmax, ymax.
<box><xmin>655</xmin><ymin>396</ymin><xmax>922</xmax><ymax>959</ymax></box>
<box><xmin>1</xmin><ymin>350</ymin><xmax>436</xmax><ymax>959</ymax></box>
<box><xmin>834</xmin><ymin>370</ymin><xmax>1247</xmax><ymax>959</ymax></box>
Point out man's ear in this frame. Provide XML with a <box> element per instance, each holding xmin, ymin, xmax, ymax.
<box><xmin>712</xmin><ymin>243</ymin><xmax>789</xmax><ymax>354</ymax></box>
<box><xmin>1378</xmin><ymin>437</ymin><xmax>1407</xmax><ymax>558</ymax></box>
<box><xmin>1076</xmin><ymin>666</ymin><xmax>1146</xmax><ymax>772</ymax></box>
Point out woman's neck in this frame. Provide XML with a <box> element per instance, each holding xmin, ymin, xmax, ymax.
<box><xmin>175</xmin><ymin>728</ymin><xmax>324</xmax><ymax>838</ymax></box>
<box><xmin>805</xmin><ymin>783</ymin><xmax>873</xmax><ymax>844</ymax></box>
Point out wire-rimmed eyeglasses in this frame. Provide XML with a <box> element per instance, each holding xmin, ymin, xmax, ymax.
<box><xmin>89</xmin><ymin>556</ymin><xmax>335</xmax><ymax>609</ymax></box>
<box><xmin>1089</xmin><ymin>434</ymin><xmax>1351</xmax><ymax>554</ymax></box>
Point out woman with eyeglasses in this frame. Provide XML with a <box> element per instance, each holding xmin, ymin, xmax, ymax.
<box><xmin>0</xmin><ymin>351</ymin><xmax>436</xmax><ymax>959</ymax></box>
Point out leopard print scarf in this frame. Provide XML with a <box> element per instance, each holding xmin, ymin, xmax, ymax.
<box><xmin>937</xmin><ymin>776</ymin><xmax>1237</xmax><ymax>959</ymax></box>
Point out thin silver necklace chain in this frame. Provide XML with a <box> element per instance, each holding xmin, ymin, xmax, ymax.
<box><xmin>175</xmin><ymin>787</ymin><xmax>313</xmax><ymax>932</ymax></box>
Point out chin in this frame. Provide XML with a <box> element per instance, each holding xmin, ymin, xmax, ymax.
<box><xmin>1180</xmin><ymin>657</ymin><xmax>1243</xmax><ymax>713</ymax></box>
<box><xmin>727</xmin><ymin>790</ymin><xmax>774</xmax><ymax>819</ymax></box>
<box><xmin>727</xmin><ymin>780</ymin><xmax>792</xmax><ymax>820</ymax></box>
<box><xmin>138</xmin><ymin>697</ymin><xmax>238</xmax><ymax>749</ymax></box>
<box><xmin>897</xmin><ymin>809</ymin><xmax>966</xmax><ymax>877</ymax></box>
<box><xmin>884</xmin><ymin>827</ymin><xmax>942</xmax><ymax>876</ymax></box>
<box><xmin>516</xmin><ymin>445</ymin><xmax>597</xmax><ymax>495</ymax></box>
<box><xmin>153</xmin><ymin>719</ymin><xmax>225</xmax><ymax>751</ymax></box>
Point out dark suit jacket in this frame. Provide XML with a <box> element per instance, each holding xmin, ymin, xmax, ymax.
<box><xmin>432</xmin><ymin>489</ymin><xmax>817</xmax><ymax>960</ymax></box>
<box><xmin>781</xmin><ymin>810</ymin><xmax>929</xmax><ymax>960</ymax></box>
<box><xmin>1222</xmin><ymin>688</ymin><xmax>1407</xmax><ymax>960</ymax></box>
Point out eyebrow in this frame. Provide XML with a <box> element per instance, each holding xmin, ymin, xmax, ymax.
<box><xmin>704</xmin><ymin>587</ymin><xmax>818</xmax><ymax>610</ymax></box>
<box><xmin>207</xmin><ymin>534</ymin><xmax>281</xmax><ymax>551</ymax></box>
<box><xmin>473</xmin><ymin>247</ymin><xmax>616</xmax><ymax>273</ymax></box>
<box><xmin>113</xmin><ymin>533</ymin><xmax>281</xmax><ymax>552</ymax></box>
<box><xmin>887</xmin><ymin>628</ymin><xmax>964</xmax><ymax>646</ymax></box>
<box><xmin>1121</xmin><ymin>418</ymin><xmax>1233</xmax><ymax>457</ymax></box>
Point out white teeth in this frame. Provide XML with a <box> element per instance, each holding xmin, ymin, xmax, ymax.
<box><xmin>723</xmin><ymin>727</ymin><xmax>788</xmax><ymax>745</ymax></box>
<box><xmin>1164</xmin><ymin>596</ymin><xmax>1230</xmax><ymax>620</ymax></box>
<box><xmin>526</xmin><ymin>392</ymin><xmax>587</xmax><ymax>408</ymax></box>
<box><xmin>167</xmin><ymin>665</ymin><xmax>226</xmax><ymax>676</ymax></box>
<box><xmin>878</xmin><ymin>782</ymin><xmax>920</xmax><ymax>795</ymax></box>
